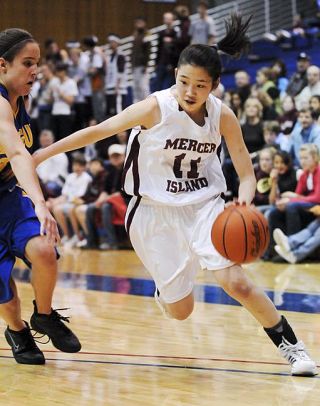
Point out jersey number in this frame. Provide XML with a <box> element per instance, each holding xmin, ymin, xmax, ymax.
<box><xmin>173</xmin><ymin>153</ymin><xmax>201</xmax><ymax>179</ymax></box>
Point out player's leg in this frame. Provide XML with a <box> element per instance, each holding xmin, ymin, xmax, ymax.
<box><xmin>0</xmin><ymin>254</ymin><xmax>45</xmax><ymax>364</ymax></box>
<box><xmin>23</xmin><ymin>235</ymin><xmax>81</xmax><ymax>353</ymax></box>
<box><xmin>12</xmin><ymin>191</ymin><xmax>81</xmax><ymax>354</ymax></box>
<box><xmin>214</xmin><ymin>264</ymin><xmax>317</xmax><ymax>376</ymax></box>
<box><xmin>126</xmin><ymin>198</ymin><xmax>198</xmax><ymax>320</ymax></box>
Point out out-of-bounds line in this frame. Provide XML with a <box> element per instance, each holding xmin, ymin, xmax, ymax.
<box><xmin>0</xmin><ymin>354</ymin><xmax>304</xmax><ymax>377</ymax></box>
<box><xmin>1</xmin><ymin>348</ymin><xmax>319</xmax><ymax>368</ymax></box>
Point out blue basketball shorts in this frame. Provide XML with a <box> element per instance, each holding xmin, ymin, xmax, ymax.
<box><xmin>0</xmin><ymin>186</ymin><xmax>41</xmax><ymax>304</ymax></box>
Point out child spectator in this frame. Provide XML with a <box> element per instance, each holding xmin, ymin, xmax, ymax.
<box><xmin>263</xmin><ymin>121</ymin><xmax>281</xmax><ymax>149</ymax></box>
<box><xmin>47</xmin><ymin>152</ymin><xmax>92</xmax><ymax>245</ymax></box>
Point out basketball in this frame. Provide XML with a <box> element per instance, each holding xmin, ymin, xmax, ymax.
<box><xmin>211</xmin><ymin>205</ymin><xmax>269</xmax><ymax>264</ymax></box>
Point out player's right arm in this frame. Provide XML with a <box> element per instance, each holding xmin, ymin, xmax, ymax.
<box><xmin>0</xmin><ymin>97</ymin><xmax>59</xmax><ymax>244</ymax></box>
<box><xmin>34</xmin><ymin>96</ymin><xmax>161</xmax><ymax>165</ymax></box>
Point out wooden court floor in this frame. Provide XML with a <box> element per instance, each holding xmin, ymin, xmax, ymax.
<box><xmin>0</xmin><ymin>247</ymin><xmax>319</xmax><ymax>405</ymax></box>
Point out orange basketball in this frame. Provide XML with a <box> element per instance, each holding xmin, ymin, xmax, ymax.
<box><xmin>211</xmin><ymin>205</ymin><xmax>269</xmax><ymax>264</ymax></box>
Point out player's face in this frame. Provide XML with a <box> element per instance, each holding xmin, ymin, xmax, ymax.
<box><xmin>175</xmin><ymin>64</ymin><xmax>213</xmax><ymax>114</ymax></box>
<box><xmin>2</xmin><ymin>42</ymin><xmax>40</xmax><ymax>97</ymax></box>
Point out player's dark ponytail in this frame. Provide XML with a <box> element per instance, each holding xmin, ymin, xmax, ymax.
<box><xmin>177</xmin><ymin>13</ymin><xmax>252</xmax><ymax>82</ymax></box>
<box><xmin>216</xmin><ymin>13</ymin><xmax>251</xmax><ymax>58</ymax></box>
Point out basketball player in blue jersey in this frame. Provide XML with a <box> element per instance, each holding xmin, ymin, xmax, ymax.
<box><xmin>34</xmin><ymin>15</ymin><xmax>317</xmax><ymax>376</ymax></box>
<box><xmin>0</xmin><ymin>28</ymin><xmax>81</xmax><ymax>365</ymax></box>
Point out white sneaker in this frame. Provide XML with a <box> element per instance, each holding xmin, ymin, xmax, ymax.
<box><xmin>279</xmin><ymin>338</ymin><xmax>318</xmax><ymax>376</ymax></box>
<box><xmin>154</xmin><ymin>289</ymin><xmax>173</xmax><ymax>319</ymax></box>
<box><xmin>273</xmin><ymin>229</ymin><xmax>290</xmax><ymax>252</ymax></box>
<box><xmin>76</xmin><ymin>238</ymin><xmax>88</xmax><ymax>248</ymax></box>
<box><xmin>64</xmin><ymin>235</ymin><xmax>79</xmax><ymax>248</ymax></box>
<box><xmin>275</xmin><ymin>245</ymin><xmax>297</xmax><ymax>264</ymax></box>
<box><xmin>61</xmin><ymin>235</ymin><xmax>69</xmax><ymax>246</ymax></box>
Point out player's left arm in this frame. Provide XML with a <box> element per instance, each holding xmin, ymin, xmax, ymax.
<box><xmin>220</xmin><ymin>103</ymin><xmax>256</xmax><ymax>205</ymax></box>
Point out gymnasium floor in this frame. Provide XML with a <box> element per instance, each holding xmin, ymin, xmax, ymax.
<box><xmin>0</xmin><ymin>247</ymin><xmax>319</xmax><ymax>405</ymax></box>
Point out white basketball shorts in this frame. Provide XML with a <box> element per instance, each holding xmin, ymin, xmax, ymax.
<box><xmin>126</xmin><ymin>195</ymin><xmax>234</xmax><ymax>303</ymax></box>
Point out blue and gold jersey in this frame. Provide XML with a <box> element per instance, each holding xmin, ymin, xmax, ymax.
<box><xmin>0</xmin><ymin>84</ymin><xmax>33</xmax><ymax>192</ymax></box>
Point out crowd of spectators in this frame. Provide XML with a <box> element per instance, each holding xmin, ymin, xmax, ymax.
<box><xmin>29</xmin><ymin>1</ymin><xmax>320</xmax><ymax>262</ymax></box>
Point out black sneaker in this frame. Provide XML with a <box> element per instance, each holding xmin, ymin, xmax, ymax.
<box><xmin>30</xmin><ymin>300</ymin><xmax>81</xmax><ymax>353</ymax></box>
<box><xmin>5</xmin><ymin>322</ymin><xmax>45</xmax><ymax>365</ymax></box>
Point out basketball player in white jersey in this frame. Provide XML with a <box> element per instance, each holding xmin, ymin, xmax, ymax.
<box><xmin>34</xmin><ymin>14</ymin><xmax>317</xmax><ymax>376</ymax></box>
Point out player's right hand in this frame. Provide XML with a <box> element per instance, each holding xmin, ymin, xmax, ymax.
<box><xmin>34</xmin><ymin>202</ymin><xmax>61</xmax><ymax>245</ymax></box>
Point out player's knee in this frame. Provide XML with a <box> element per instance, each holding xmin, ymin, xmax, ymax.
<box><xmin>224</xmin><ymin>278</ymin><xmax>253</xmax><ymax>300</ymax></box>
<box><xmin>29</xmin><ymin>239</ymin><xmax>57</xmax><ymax>267</ymax></box>
<box><xmin>2</xmin><ymin>294</ymin><xmax>21</xmax><ymax>312</ymax></box>
<box><xmin>168</xmin><ymin>301</ymin><xmax>194</xmax><ymax>320</ymax></box>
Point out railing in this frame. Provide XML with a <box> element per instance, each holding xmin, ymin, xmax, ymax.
<box><xmin>103</xmin><ymin>0</ymin><xmax>317</xmax><ymax>85</ymax></box>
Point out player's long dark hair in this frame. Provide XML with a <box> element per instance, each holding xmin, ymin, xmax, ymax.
<box><xmin>177</xmin><ymin>13</ymin><xmax>252</xmax><ymax>82</ymax></box>
<box><xmin>0</xmin><ymin>28</ymin><xmax>35</xmax><ymax>62</ymax></box>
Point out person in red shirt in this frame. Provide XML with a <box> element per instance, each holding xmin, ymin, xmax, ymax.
<box><xmin>267</xmin><ymin>143</ymin><xmax>320</xmax><ymax>257</ymax></box>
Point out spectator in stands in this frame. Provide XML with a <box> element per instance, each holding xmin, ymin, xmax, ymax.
<box><xmin>105</xmin><ymin>34</ymin><xmax>128</xmax><ymax>117</ymax></box>
<box><xmin>36</xmin><ymin>130</ymin><xmax>69</xmax><ymax>198</ymax></box>
<box><xmin>277</xmin><ymin>95</ymin><xmax>298</xmax><ymax>138</ymax></box>
<box><xmin>286</xmin><ymin>52</ymin><xmax>310</xmax><ymax>97</ymax></box>
<box><xmin>289</xmin><ymin>108</ymin><xmax>320</xmax><ymax>167</ymax></box>
<box><xmin>255</xmin><ymin>67</ymin><xmax>280</xmax><ymax>114</ymax></box>
<box><xmin>230</xmin><ymin>91</ymin><xmax>245</xmax><ymax>124</ymax></box>
<box><xmin>295</xmin><ymin>65</ymin><xmax>320</xmax><ymax>110</ymax></box>
<box><xmin>310</xmin><ymin>94</ymin><xmax>320</xmax><ymax>123</ymax></box>
<box><xmin>81</xmin><ymin>35</ymin><xmax>106</xmax><ymax>123</ymax></box>
<box><xmin>273</xmin><ymin>205</ymin><xmax>320</xmax><ymax>263</ymax></box>
<box><xmin>69</xmin><ymin>158</ymin><xmax>107</xmax><ymax>247</ymax></box>
<box><xmin>270</xmin><ymin>59</ymin><xmax>289</xmax><ymax>98</ymax></box>
<box><xmin>51</xmin><ymin>62</ymin><xmax>78</xmax><ymax>141</ymax></box>
<box><xmin>36</xmin><ymin>64</ymin><xmax>59</xmax><ymax>132</ymax></box>
<box><xmin>47</xmin><ymin>152</ymin><xmax>92</xmax><ymax>245</ymax></box>
<box><xmin>267</xmin><ymin>143</ymin><xmax>320</xmax><ymax>259</ymax></box>
<box><xmin>189</xmin><ymin>0</ymin><xmax>216</xmax><ymax>45</ymax></box>
<box><xmin>241</xmin><ymin>97</ymin><xmax>265</xmax><ymax>154</ymax></box>
<box><xmin>268</xmin><ymin>150</ymin><xmax>298</xmax><ymax>206</ymax></box>
<box><xmin>174</xmin><ymin>5</ymin><xmax>191</xmax><ymax>54</ymax></box>
<box><xmin>154</xmin><ymin>12</ymin><xmax>179</xmax><ymax>91</ymax></box>
<box><xmin>254</xmin><ymin>89</ymin><xmax>279</xmax><ymax>120</ymax></box>
<box><xmin>262</xmin><ymin>121</ymin><xmax>281</xmax><ymax>149</ymax></box>
<box><xmin>68</xmin><ymin>47</ymin><xmax>90</xmax><ymax>131</ymax></box>
<box><xmin>234</xmin><ymin>70</ymin><xmax>251</xmax><ymax>104</ymax></box>
<box><xmin>254</xmin><ymin>147</ymin><xmax>276</xmax><ymax>214</ymax></box>
<box><xmin>44</xmin><ymin>38</ymin><xmax>67</xmax><ymax>68</ymax></box>
<box><xmin>131</xmin><ymin>17</ymin><xmax>150</xmax><ymax>103</ymax></box>
<box><xmin>83</xmin><ymin>144</ymin><xmax>127</xmax><ymax>250</ymax></box>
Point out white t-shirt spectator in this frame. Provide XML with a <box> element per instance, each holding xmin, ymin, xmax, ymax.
<box><xmin>62</xmin><ymin>171</ymin><xmax>92</xmax><ymax>201</ymax></box>
<box><xmin>36</xmin><ymin>152</ymin><xmax>69</xmax><ymax>186</ymax></box>
<box><xmin>52</xmin><ymin>77</ymin><xmax>79</xmax><ymax>115</ymax></box>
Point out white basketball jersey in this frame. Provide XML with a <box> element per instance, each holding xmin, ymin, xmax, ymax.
<box><xmin>123</xmin><ymin>87</ymin><xmax>227</xmax><ymax>206</ymax></box>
